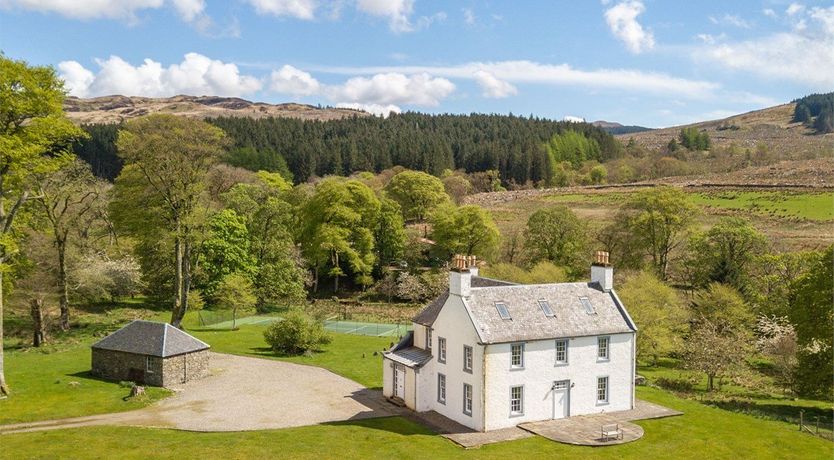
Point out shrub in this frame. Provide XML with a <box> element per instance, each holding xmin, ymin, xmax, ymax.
<box><xmin>263</xmin><ymin>309</ymin><xmax>332</xmax><ymax>355</ymax></box>
<box><xmin>655</xmin><ymin>377</ymin><xmax>695</xmax><ymax>393</ymax></box>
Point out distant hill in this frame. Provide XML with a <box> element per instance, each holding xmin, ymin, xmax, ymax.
<box><xmin>616</xmin><ymin>103</ymin><xmax>834</xmax><ymax>159</ymax></box>
<box><xmin>591</xmin><ymin>120</ymin><xmax>652</xmax><ymax>135</ymax></box>
<box><xmin>63</xmin><ymin>95</ymin><xmax>369</xmax><ymax>124</ymax></box>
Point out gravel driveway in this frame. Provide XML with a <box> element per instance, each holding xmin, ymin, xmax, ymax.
<box><xmin>0</xmin><ymin>353</ymin><xmax>402</xmax><ymax>434</ymax></box>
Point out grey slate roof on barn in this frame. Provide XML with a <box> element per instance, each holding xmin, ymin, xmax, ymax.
<box><xmin>92</xmin><ymin>320</ymin><xmax>210</xmax><ymax>358</ymax></box>
<box><xmin>412</xmin><ymin>276</ymin><xmax>516</xmax><ymax>326</ymax></box>
<box><xmin>465</xmin><ymin>282</ymin><xmax>635</xmax><ymax>344</ymax></box>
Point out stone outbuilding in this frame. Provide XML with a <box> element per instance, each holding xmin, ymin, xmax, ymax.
<box><xmin>91</xmin><ymin>320</ymin><xmax>211</xmax><ymax>388</ymax></box>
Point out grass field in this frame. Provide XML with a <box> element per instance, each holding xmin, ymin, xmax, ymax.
<box><xmin>0</xmin><ymin>346</ymin><xmax>170</xmax><ymax>425</ymax></box>
<box><xmin>2</xmin><ymin>387</ymin><xmax>831</xmax><ymax>459</ymax></box>
<box><xmin>690</xmin><ymin>191</ymin><xmax>834</xmax><ymax>221</ymax></box>
<box><xmin>189</xmin><ymin>324</ymin><xmax>393</xmax><ymax>388</ymax></box>
<box><xmin>1</xmin><ymin>320</ymin><xmax>831</xmax><ymax>459</ymax></box>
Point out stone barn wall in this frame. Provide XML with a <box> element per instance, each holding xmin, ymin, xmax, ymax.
<box><xmin>161</xmin><ymin>350</ymin><xmax>211</xmax><ymax>387</ymax></box>
<box><xmin>91</xmin><ymin>348</ymin><xmax>164</xmax><ymax>387</ymax></box>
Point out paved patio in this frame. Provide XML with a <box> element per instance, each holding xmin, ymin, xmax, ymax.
<box><xmin>519</xmin><ymin>399</ymin><xmax>683</xmax><ymax>446</ymax></box>
<box><xmin>407</xmin><ymin>410</ymin><xmax>533</xmax><ymax>449</ymax></box>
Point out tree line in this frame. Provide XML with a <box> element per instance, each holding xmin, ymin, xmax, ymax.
<box><xmin>73</xmin><ymin>113</ymin><xmax>622</xmax><ymax>187</ymax></box>
<box><xmin>793</xmin><ymin>92</ymin><xmax>834</xmax><ymax>134</ymax></box>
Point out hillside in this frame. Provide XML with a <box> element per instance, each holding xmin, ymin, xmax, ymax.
<box><xmin>617</xmin><ymin>103</ymin><xmax>834</xmax><ymax>159</ymax></box>
<box><xmin>63</xmin><ymin>95</ymin><xmax>369</xmax><ymax>124</ymax></box>
<box><xmin>592</xmin><ymin>120</ymin><xmax>652</xmax><ymax>135</ymax></box>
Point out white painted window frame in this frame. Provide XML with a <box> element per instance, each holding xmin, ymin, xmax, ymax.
<box><xmin>597</xmin><ymin>336</ymin><xmax>610</xmax><ymax>361</ymax></box>
<box><xmin>509</xmin><ymin>385</ymin><xmax>524</xmax><ymax>416</ymax></box>
<box><xmin>555</xmin><ymin>339</ymin><xmax>569</xmax><ymax>365</ymax></box>
<box><xmin>438</xmin><ymin>337</ymin><xmax>446</xmax><ymax>364</ymax></box>
<box><xmin>463</xmin><ymin>383</ymin><xmax>473</xmax><ymax>416</ymax></box>
<box><xmin>510</xmin><ymin>343</ymin><xmax>525</xmax><ymax>369</ymax></box>
<box><xmin>597</xmin><ymin>376</ymin><xmax>609</xmax><ymax>405</ymax></box>
<box><xmin>463</xmin><ymin>345</ymin><xmax>473</xmax><ymax>373</ymax></box>
<box><xmin>437</xmin><ymin>373</ymin><xmax>446</xmax><ymax>404</ymax></box>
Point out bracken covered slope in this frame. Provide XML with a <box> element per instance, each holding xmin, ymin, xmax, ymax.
<box><xmin>617</xmin><ymin>103</ymin><xmax>834</xmax><ymax>159</ymax></box>
<box><xmin>63</xmin><ymin>95</ymin><xmax>369</xmax><ymax>124</ymax></box>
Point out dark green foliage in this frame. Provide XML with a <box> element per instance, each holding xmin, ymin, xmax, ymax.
<box><xmin>73</xmin><ymin>113</ymin><xmax>619</xmax><ymax>186</ymax></box>
<box><xmin>73</xmin><ymin>124</ymin><xmax>121</xmax><ymax>180</ymax></box>
<box><xmin>679</xmin><ymin>127</ymin><xmax>711</xmax><ymax>151</ymax></box>
<box><xmin>685</xmin><ymin>217</ymin><xmax>768</xmax><ymax>292</ymax></box>
<box><xmin>263</xmin><ymin>309</ymin><xmax>332</xmax><ymax>354</ymax></box>
<box><xmin>789</xmin><ymin>245</ymin><xmax>833</xmax><ymax>399</ymax></box>
<box><xmin>223</xmin><ymin>146</ymin><xmax>294</xmax><ymax>183</ymax></box>
<box><xmin>793</xmin><ymin>92</ymin><xmax>834</xmax><ymax>134</ymax></box>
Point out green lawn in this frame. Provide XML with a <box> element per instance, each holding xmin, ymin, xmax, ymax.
<box><xmin>189</xmin><ymin>324</ymin><xmax>393</xmax><ymax>388</ymax></box>
<box><xmin>690</xmin><ymin>191</ymin><xmax>834</xmax><ymax>221</ymax></box>
<box><xmin>2</xmin><ymin>387</ymin><xmax>831</xmax><ymax>459</ymax></box>
<box><xmin>0</xmin><ymin>346</ymin><xmax>169</xmax><ymax>425</ymax></box>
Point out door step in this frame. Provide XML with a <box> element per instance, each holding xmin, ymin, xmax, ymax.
<box><xmin>387</xmin><ymin>396</ymin><xmax>406</xmax><ymax>407</ymax></box>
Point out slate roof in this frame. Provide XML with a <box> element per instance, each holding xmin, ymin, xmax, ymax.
<box><xmin>92</xmin><ymin>320</ymin><xmax>210</xmax><ymax>358</ymax></box>
<box><xmin>412</xmin><ymin>276</ymin><xmax>516</xmax><ymax>326</ymax></box>
<box><xmin>465</xmin><ymin>282</ymin><xmax>636</xmax><ymax>344</ymax></box>
<box><xmin>386</xmin><ymin>346</ymin><xmax>433</xmax><ymax>368</ymax></box>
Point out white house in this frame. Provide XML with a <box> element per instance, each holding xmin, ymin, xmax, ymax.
<box><xmin>382</xmin><ymin>252</ymin><xmax>637</xmax><ymax>432</ymax></box>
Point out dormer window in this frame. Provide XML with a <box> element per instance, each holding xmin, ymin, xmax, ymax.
<box><xmin>580</xmin><ymin>296</ymin><xmax>595</xmax><ymax>315</ymax></box>
<box><xmin>538</xmin><ymin>299</ymin><xmax>555</xmax><ymax>317</ymax></box>
<box><xmin>495</xmin><ymin>302</ymin><xmax>511</xmax><ymax>320</ymax></box>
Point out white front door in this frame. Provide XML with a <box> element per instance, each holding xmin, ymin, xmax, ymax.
<box><xmin>552</xmin><ymin>380</ymin><xmax>570</xmax><ymax>419</ymax></box>
<box><xmin>394</xmin><ymin>365</ymin><xmax>405</xmax><ymax>398</ymax></box>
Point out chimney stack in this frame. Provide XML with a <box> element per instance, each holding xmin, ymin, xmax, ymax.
<box><xmin>449</xmin><ymin>254</ymin><xmax>476</xmax><ymax>297</ymax></box>
<box><xmin>591</xmin><ymin>250</ymin><xmax>613</xmax><ymax>292</ymax></box>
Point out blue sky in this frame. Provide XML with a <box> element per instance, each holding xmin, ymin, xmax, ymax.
<box><xmin>1</xmin><ymin>0</ymin><xmax>832</xmax><ymax>127</ymax></box>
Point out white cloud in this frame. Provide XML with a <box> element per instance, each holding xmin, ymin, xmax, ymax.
<box><xmin>336</xmin><ymin>102</ymin><xmax>401</xmax><ymax>117</ymax></box>
<box><xmin>57</xmin><ymin>61</ymin><xmax>95</xmax><ymax>98</ymax></box>
<box><xmin>356</xmin><ymin>0</ymin><xmax>414</xmax><ymax>32</ymax></box>
<box><xmin>0</xmin><ymin>0</ymin><xmax>210</xmax><ymax>23</ymax></box>
<box><xmin>472</xmin><ymin>70</ymin><xmax>517</xmax><ymax>98</ymax></box>
<box><xmin>315</xmin><ymin>61</ymin><xmax>718</xmax><ymax>99</ymax></box>
<box><xmin>245</xmin><ymin>0</ymin><xmax>317</xmax><ymax>19</ymax></box>
<box><xmin>269</xmin><ymin>65</ymin><xmax>321</xmax><ymax>96</ymax></box>
<box><xmin>58</xmin><ymin>53</ymin><xmax>262</xmax><ymax>98</ymax></box>
<box><xmin>604</xmin><ymin>1</ymin><xmax>655</xmax><ymax>54</ymax></box>
<box><xmin>462</xmin><ymin>7</ymin><xmax>475</xmax><ymax>25</ymax></box>
<box><xmin>328</xmin><ymin>72</ymin><xmax>455</xmax><ymax>106</ymax></box>
<box><xmin>563</xmin><ymin>115</ymin><xmax>585</xmax><ymax>123</ymax></box>
<box><xmin>170</xmin><ymin>0</ymin><xmax>204</xmax><ymax>21</ymax></box>
<box><xmin>786</xmin><ymin>3</ymin><xmax>804</xmax><ymax>16</ymax></box>
<box><xmin>763</xmin><ymin>8</ymin><xmax>777</xmax><ymax>19</ymax></box>
<box><xmin>699</xmin><ymin>5</ymin><xmax>834</xmax><ymax>89</ymax></box>
<box><xmin>0</xmin><ymin>0</ymin><xmax>163</xmax><ymax>20</ymax></box>
<box><xmin>710</xmin><ymin>14</ymin><xmax>751</xmax><ymax>29</ymax></box>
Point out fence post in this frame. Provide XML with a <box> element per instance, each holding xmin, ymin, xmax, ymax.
<box><xmin>815</xmin><ymin>416</ymin><xmax>819</xmax><ymax>435</ymax></box>
<box><xmin>799</xmin><ymin>409</ymin><xmax>804</xmax><ymax>431</ymax></box>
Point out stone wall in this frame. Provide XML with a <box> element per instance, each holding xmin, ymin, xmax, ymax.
<box><xmin>91</xmin><ymin>348</ymin><xmax>163</xmax><ymax>386</ymax></box>
<box><xmin>91</xmin><ymin>348</ymin><xmax>210</xmax><ymax>388</ymax></box>
<box><xmin>161</xmin><ymin>350</ymin><xmax>211</xmax><ymax>387</ymax></box>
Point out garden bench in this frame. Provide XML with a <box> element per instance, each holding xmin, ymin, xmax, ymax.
<box><xmin>601</xmin><ymin>423</ymin><xmax>623</xmax><ymax>441</ymax></box>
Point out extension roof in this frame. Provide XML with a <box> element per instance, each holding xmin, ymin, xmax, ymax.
<box><xmin>92</xmin><ymin>320</ymin><xmax>210</xmax><ymax>358</ymax></box>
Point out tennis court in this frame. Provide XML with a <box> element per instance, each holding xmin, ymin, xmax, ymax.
<box><xmin>198</xmin><ymin>314</ymin><xmax>411</xmax><ymax>337</ymax></box>
<box><xmin>322</xmin><ymin>319</ymin><xmax>411</xmax><ymax>337</ymax></box>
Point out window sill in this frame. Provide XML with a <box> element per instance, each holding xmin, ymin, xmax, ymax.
<box><xmin>509</xmin><ymin>412</ymin><xmax>524</xmax><ymax>418</ymax></box>
<box><xmin>463</xmin><ymin>368</ymin><xmax>473</xmax><ymax>374</ymax></box>
<box><xmin>596</xmin><ymin>358</ymin><xmax>610</xmax><ymax>363</ymax></box>
<box><xmin>596</xmin><ymin>401</ymin><xmax>610</xmax><ymax>406</ymax></box>
<box><xmin>438</xmin><ymin>400</ymin><xmax>446</xmax><ymax>405</ymax></box>
<box><xmin>509</xmin><ymin>366</ymin><xmax>525</xmax><ymax>371</ymax></box>
<box><xmin>463</xmin><ymin>411</ymin><xmax>472</xmax><ymax>417</ymax></box>
<box><xmin>554</xmin><ymin>362</ymin><xmax>568</xmax><ymax>367</ymax></box>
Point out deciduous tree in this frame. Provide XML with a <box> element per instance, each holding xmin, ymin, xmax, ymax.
<box><xmin>385</xmin><ymin>170</ymin><xmax>449</xmax><ymax>222</ymax></box>
<box><xmin>112</xmin><ymin>114</ymin><xmax>226</xmax><ymax>327</ymax></box>
<box><xmin>430</xmin><ymin>204</ymin><xmax>499</xmax><ymax>261</ymax></box>
<box><xmin>0</xmin><ymin>56</ymin><xmax>85</xmax><ymax>395</ymax></box>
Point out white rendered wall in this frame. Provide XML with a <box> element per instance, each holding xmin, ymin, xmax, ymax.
<box><xmin>483</xmin><ymin>332</ymin><xmax>634</xmax><ymax>430</ymax></box>
<box><xmin>382</xmin><ymin>357</ymin><xmax>393</xmax><ymax>398</ymax></box>
<box><xmin>413</xmin><ymin>323</ymin><xmax>427</xmax><ymax>350</ymax></box>
<box><xmin>416</xmin><ymin>294</ymin><xmax>485</xmax><ymax>431</ymax></box>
